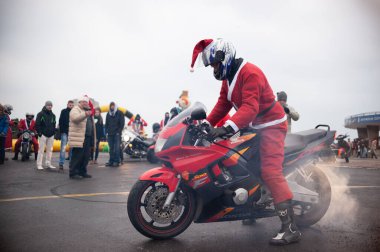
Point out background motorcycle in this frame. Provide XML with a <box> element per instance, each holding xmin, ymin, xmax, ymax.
<box><xmin>331</xmin><ymin>134</ymin><xmax>350</xmax><ymax>163</ymax></box>
<box><xmin>17</xmin><ymin>130</ymin><xmax>35</xmax><ymax>161</ymax></box>
<box><xmin>127</xmin><ymin>102</ymin><xmax>336</xmax><ymax>240</ymax></box>
<box><xmin>121</xmin><ymin>128</ymin><xmax>156</xmax><ymax>161</ymax></box>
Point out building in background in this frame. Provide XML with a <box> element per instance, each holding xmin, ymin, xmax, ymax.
<box><xmin>345</xmin><ymin>112</ymin><xmax>380</xmax><ymax>148</ymax></box>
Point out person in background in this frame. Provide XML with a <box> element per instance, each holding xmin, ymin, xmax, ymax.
<box><xmin>58</xmin><ymin>100</ymin><xmax>74</xmax><ymax>169</ymax></box>
<box><xmin>370</xmin><ymin>139</ymin><xmax>378</xmax><ymax>159</ymax></box>
<box><xmin>68</xmin><ymin>96</ymin><xmax>94</xmax><ymax>179</ymax></box>
<box><xmin>12</xmin><ymin>113</ymin><xmax>39</xmax><ymax>161</ymax></box>
<box><xmin>160</xmin><ymin>112</ymin><xmax>170</xmax><ymax>129</ymax></box>
<box><xmin>3</xmin><ymin>104</ymin><xmax>14</xmax><ymax>153</ymax></box>
<box><xmin>276</xmin><ymin>91</ymin><xmax>299</xmax><ymax>133</ymax></box>
<box><xmin>105</xmin><ymin>102</ymin><xmax>125</xmax><ymax>167</ymax></box>
<box><xmin>91</xmin><ymin>107</ymin><xmax>104</xmax><ymax>164</ymax></box>
<box><xmin>169</xmin><ymin>107</ymin><xmax>181</xmax><ymax>121</ymax></box>
<box><xmin>35</xmin><ymin>101</ymin><xmax>56</xmax><ymax>170</ymax></box>
<box><xmin>347</xmin><ymin>138</ymin><xmax>353</xmax><ymax>157</ymax></box>
<box><xmin>128</xmin><ymin>114</ymin><xmax>147</xmax><ymax>135</ymax></box>
<box><xmin>0</xmin><ymin>104</ymin><xmax>9</xmax><ymax>165</ymax></box>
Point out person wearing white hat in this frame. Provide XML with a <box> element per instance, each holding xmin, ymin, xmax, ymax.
<box><xmin>68</xmin><ymin>96</ymin><xmax>95</xmax><ymax>179</ymax></box>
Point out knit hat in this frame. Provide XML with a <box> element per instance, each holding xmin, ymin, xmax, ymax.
<box><xmin>277</xmin><ymin>91</ymin><xmax>288</xmax><ymax>102</ymax></box>
<box><xmin>78</xmin><ymin>95</ymin><xmax>90</xmax><ymax>103</ymax></box>
<box><xmin>45</xmin><ymin>101</ymin><xmax>53</xmax><ymax>106</ymax></box>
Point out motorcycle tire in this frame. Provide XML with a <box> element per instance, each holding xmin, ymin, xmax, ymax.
<box><xmin>127</xmin><ymin>180</ymin><xmax>196</xmax><ymax>240</ymax></box>
<box><xmin>293</xmin><ymin>165</ymin><xmax>331</xmax><ymax>227</ymax></box>
<box><xmin>21</xmin><ymin>144</ymin><xmax>28</xmax><ymax>162</ymax></box>
<box><xmin>147</xmin><ymin>149</ymin><xmax>159</xmax><ymax>164</ymax></box>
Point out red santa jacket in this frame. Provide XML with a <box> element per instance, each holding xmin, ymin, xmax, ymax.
<box><xmin>18</xmin><ymin>119</ymin><xmax>37</xmax><ymax>133</ymax></box>
<box><xmin>207</xmin><ymin>61</ymin><xmax>286</xmax><ymax>131</ymax></box>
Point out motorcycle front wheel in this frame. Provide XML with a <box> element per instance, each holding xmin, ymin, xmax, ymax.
<box><xmin>21</xmin><ymin>143</ymin><xmax>28</xmax><ymax>162</ymax></box>
<box><xmin>292</xmin><ymin>165</ymin><xmax>331</xmax><ymax>227</ymax></box>
<box><xmin>127</xmin><ymin>180</ymin><xmax>196</xmax><ymax>240</ymax></box>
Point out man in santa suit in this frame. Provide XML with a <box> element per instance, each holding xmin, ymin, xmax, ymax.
<box><xmin>190</xmin><ymin>38</ymin><xmax>301</xmax><ymax>245</ymax></box>
<box><xmin>12</xmin><ymin>113</ymin><xmax>39</xmax><ymax>160</ymax></box>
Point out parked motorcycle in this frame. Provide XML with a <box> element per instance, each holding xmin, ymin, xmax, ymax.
<box><xmin>18</xmin><ymin>130</ymin><xmax>35</xmax><ymax>161</ymax></box>
<box><xmin>121</xmin><ymin>128</ymin><xmax>156</xmax><ymax>161</ymax></box>
<box><xmin>127</xmin><ymin>102</ymin><xmax>336</xmax><ymax>240</ymax></box>
<box><xmin>331</xmin><ymin>134</ymin><xmax>350</xmax><ymax>163</ymax></box>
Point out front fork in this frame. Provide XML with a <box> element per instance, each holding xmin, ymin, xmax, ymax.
<box><xmin>163</xmin><ymin>175</ymin><xmax>181</xmax><ymax>209</ymax></box>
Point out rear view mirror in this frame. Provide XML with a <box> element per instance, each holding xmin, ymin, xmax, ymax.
<box><xmin>191</xmin><ymin>108</ymin><xmax>206</xmax><ymax>121</ymax></box>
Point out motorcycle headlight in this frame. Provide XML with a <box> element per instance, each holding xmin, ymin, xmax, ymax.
<box><xmin>154</xmin><ymin>138</ymin><xmax>167</xmax><ymax>153</ymax></box>
<box><xmin>23</xmin><ymin>132</ymin><xmax>30</xmax><ymax>139</ymax></box>
<box><xmin>123</xmin><ymin>135</ymin><xmax>130</xmax><ymax>142</ymax></box>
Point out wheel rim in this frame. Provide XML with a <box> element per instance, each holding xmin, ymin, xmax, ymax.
<box><xmin>291</xmin><ymin>167</ymin><xmax>330</xmax><ymax>217</ymax></box>
<box><xmin>135</xmin><ymin>182</ymin><xmax>192</xmax><ymax>232</ymax></box>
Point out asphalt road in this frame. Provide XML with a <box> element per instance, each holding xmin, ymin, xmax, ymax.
<box><xmin>0</xmin><ymin>153</ymin><xmax>379</xmax><ymax>252</ymax></box>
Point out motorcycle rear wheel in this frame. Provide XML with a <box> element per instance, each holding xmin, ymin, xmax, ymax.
<box><xmin>293</xmin><ymin>165</ymin><xmax>331</xmax><ymax>227</ymax></box>
<box><xmin>127</xmin><ymin>180</ymin><xmax>196</xmax><ymax>240</ymax></box>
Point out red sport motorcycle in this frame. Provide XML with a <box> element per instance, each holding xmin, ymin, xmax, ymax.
<box><xmin>127</xmin><ymin>102</ymin><xmax>336</xmax><ymax>239</ymax></box>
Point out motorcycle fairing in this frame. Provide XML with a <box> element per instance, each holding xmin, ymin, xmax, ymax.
<box><xmin>139</xmin><ymin>167</ymin><xmax>179</xmax><ymax>192</ymax></box>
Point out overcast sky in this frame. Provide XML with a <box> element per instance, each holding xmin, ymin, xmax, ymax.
<box><xmin>1</xmin><ymin>0</ymin><xmax>379</xmax><ymax>137</ymax></box>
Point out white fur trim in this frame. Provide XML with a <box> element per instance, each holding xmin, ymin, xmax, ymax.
<box><xmin>227</xmin><ymin>61</ymin><xmax>246</xmax><ymax>101</ymax></box>
<box><xmin>250</xmin><ymin>115</ymin><xmax>287</xmax><ymax>129</ymax></box>
<box><xmin>225</xmin><ymin>119</ymin><xmax>239</xmax><ymax>132</ymax></box>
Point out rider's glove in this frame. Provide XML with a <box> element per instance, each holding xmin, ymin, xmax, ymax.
<box><xmin>208</xmin><ymin>125</ymin><xmax>234</xmax><ymax>139</ymax></box>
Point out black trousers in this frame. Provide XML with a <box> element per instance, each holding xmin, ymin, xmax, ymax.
<box><xmin>69</xmin><ymin>136</ymin><xmax>92</xmax><ymax>176</ymax></box>
<box><xmin>0</xmin><ymin>136</ymin><xmax>5</xmax><ymax>164</ymax></box>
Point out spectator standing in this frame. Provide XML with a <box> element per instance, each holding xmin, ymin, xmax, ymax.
<box><xmin>91</xmin><ymin>107</ymin><xmax>104</xmax><ymax>164</ymax></box>
<box><xmin>105</xmin><ymin>102</ymin><xmax>125</xmax><ymax>167</ymax></box>
<box><xmin>35</xmin><ymin>101</ymin><xmax>56</xmax><ymax>170</ymax></box>
<box><xmin>12</xmin><ymin>113</ymin><xmax>39</xmax><ymax>161</ymax></box>
<box><xmin>347</xmin><ymin>138</ymin><xmax>353</xmax><ymax>157</ymax></box>
<box><xmin>0</xmin><ymin>104</ymin><xmax>9</xmax><ymax>165</ymax></box>
<box><xmin>58</xmin><ymin>100</ymin><xmax>74</xmax><ymax>169</ymax></box>
<box><xmin>160</xmin><ymin>112</ymin><xmax>170</xmax><ymax>129</ymax></box>
<box><xmin>370</xmin><ymin>139</ymin><xmax>378</xmax><ymax>159</ymax></box>
<box><xmin>3</xmin><ymin>104</ymin><xmax>14</xmax><ymax>152</ymax></box>
<box><xmin>68</xmin><ymin>96</ymin><xmax>94</xmax><ymax>179</ymax></box>
<box><xmin>277</xmin><ymin>91</ymin><xmax>299</xmax><ymax>133</ymax></box>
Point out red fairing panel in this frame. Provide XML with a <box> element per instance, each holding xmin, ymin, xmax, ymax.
<box><xmin>139</xmin><ymin>167</ymin><xmax>179</xmax><ymax>192</ymax></box>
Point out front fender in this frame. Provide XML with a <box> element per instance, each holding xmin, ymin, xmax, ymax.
<box><xmin>139</xmin><ymin>167</ymin><xmax>179</xmax><ymax>192</ymax></box>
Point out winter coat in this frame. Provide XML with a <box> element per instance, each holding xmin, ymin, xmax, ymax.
<box><xmin>68</xmin><ymin>106</ymin><xmax>97</xmax><ymax>148</ymax></box>
<box><xmin>207</xmin><ymin>61</ymin><xmax>286</xmax><ymax>131</ymax></box>
<box><xmin>0</xmin><ymin>114</ymin><xmax>9</xmax><ymax>136</ymax></box>
<box><xmin>59</xmin><ymin>108</ymin><xmax>71</xmax><ymax>134</ymax></box>
<box><xmin>95</xmin><ymin>115</ymin><xmax>105</xmax><ymax>141</ymax></box>
<box><xmin>18</xmin><ymin>119</ymin><xmax>37</xmax><ymax>134</ymax></box>
<box><xmin>5</xmin><ymin>114</ymin><xmax>13</xmax><ymax>148</ymax></box>
<box><xmin>35</xmin><ymin>107</ymin><xmax>56</xmax><ymax>138</ymax></box>
<box><xmin>283</xmin><ymin>104</ymin><xmax>299</xmax><ymax>133</ymax></box>
<box><xmin>105</xmin><ymin>109</ymin><xmax>125</xmax><ymax>136</ymax></box>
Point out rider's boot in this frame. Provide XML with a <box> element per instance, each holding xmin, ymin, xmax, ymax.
<box><xmin>12</xmin><ymin>152</ymin><xmax>19</xmax><ymax>160</ymax></box>
<box><xmin>269</xmin><ymin>200</ymin><xmax>301</xmax><ymax>245</ymax></box>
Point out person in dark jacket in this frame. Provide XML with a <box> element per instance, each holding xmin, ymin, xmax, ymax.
<box><xmin>91</xmin><ymin>107</ymin><xmax>105</xmax><ymax>164</ymax></box>
<box><xmin>105</xmin><ymin>102</ymin><xmax>124</xmax><ymax>167</ymax></box>
<box><xmin>0</xmin><ymin>104</ymin><xmax>9</xmax><ymax>165</ymax></box>
<box><xmin>35</xmin><ymin>101</ymin><xmax>56</xmax><ymax>170</ymax></box>
<box><xmin>58</xmin><ymin>100</ymin><xmax>74</xmax><ymax>169</ymax></box>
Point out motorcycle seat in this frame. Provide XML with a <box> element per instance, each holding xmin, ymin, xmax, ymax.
<box><xmin>285</xmin><ymin>129</ymin><xmax>327</xmax><ymax>154</ymax></box>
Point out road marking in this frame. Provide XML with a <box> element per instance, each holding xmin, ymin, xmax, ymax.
<box><xmin>0</xmin><ymin>192</ymin><xmax>129</xmax><ymax>203</ymax></box>
<box><xmin>332</xmin><ymin>186</ymin><xmax>380</xmax><ymax>189</ymax></box>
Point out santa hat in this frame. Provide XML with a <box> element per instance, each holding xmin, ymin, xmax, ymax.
<box><xmin>190</xmin><ymin>39</ymin><xmax>214</xmax><ymax>72</ymax></box>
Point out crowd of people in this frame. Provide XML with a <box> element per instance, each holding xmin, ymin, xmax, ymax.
<box><xmin>349</xmin><ymin>138</ymin><xmax>378</xmax><ymax>159</ymax></box>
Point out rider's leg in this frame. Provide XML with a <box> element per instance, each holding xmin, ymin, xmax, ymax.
<box><xmin>259</xmin><ymin>122</ymin><xmax>301</xmax><ymax>245</ymax></box>
<box><xmin>12</xmin><ymin>138</ymin><xmax>22</xmax><ymax>160</ymax></box>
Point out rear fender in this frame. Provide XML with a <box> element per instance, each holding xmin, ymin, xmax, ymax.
<box><xmin>139</xmin><ymin>167</ymin><xmax>179</xmax><ymax>192</ymax></box>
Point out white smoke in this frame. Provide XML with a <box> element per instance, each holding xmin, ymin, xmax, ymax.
<box><xmin>318</xmin><ymin>163</ymin><xmax>359</xmax><ymax>229</ymax></box>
